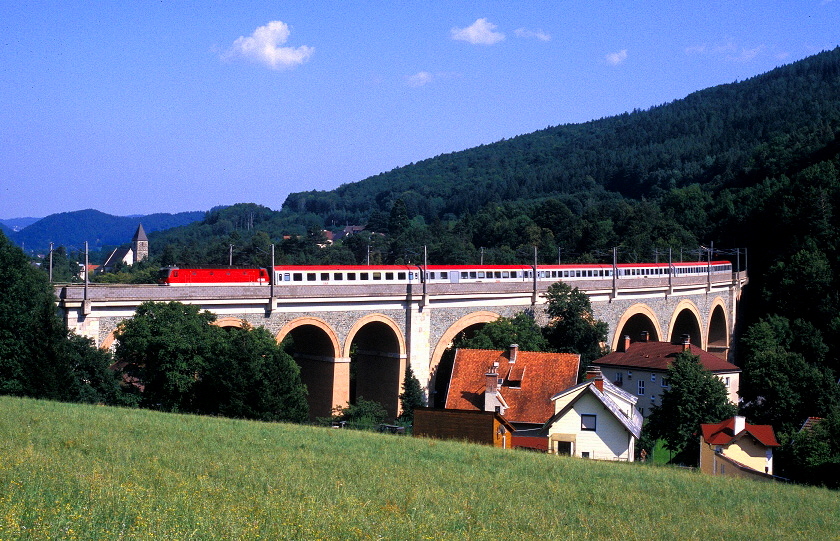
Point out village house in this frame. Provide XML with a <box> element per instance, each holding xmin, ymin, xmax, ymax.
<box><xmin>699</xmin><ymin>416</ymin><xmax>780</xmax><ymax>480</ymax></box>
<box><xmin>542</xmin><ymin>367</ymin><xmax>643</xmax><ymax>461</ymax></box>
<box><xmin>444</xmin><ymin>344</ymin><xmax>580</xmax><ymax>450</ymax></box>
<box><xmin>592</xmin><ymin>332</ymin><xmax>741</xmax><ymax>414</ymax></box>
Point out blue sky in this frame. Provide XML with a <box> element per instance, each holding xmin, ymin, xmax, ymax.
<box><xmin>1</xmin><ymin>1</ymin><xmax>838</xmax><ymax>219</ymax></box>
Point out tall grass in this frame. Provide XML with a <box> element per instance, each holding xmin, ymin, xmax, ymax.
<box><xmin>0</xmin><ymin>396</ymin><xmax>836</xmax><ymax>539</ymax></box>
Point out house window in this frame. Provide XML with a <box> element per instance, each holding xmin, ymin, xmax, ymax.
<box><xmin>581</xmin><ymin>414</ymin><xmax>597</xmax><ymax>431</ymax></box>
<box><xmin>661</xmin><ymin>377</ymin><xmax>669</xmax><ymax>387</ymax></box>
<box><xmin>651</xmin><ymin>373</ymin><xmax>656</xmax><ymax>382</ymax></box>
<box><xmin>615</xmin><ymin>372</ymin><xmax>623</xmax><ymax>384</ymax></box>
<box><xmin>638</xmin><ymin>380</ymin><xmax>645</xmax><ymax>396</ymax></box>
<box><xmin>723</xmin><ymin>377</ymin><xmax>730</xmax><ymax>388</ymax></box>
<box><xmin>581</xmin><ymin>451</ymin><xmax>591</xmax><ymax>458</ymax></box>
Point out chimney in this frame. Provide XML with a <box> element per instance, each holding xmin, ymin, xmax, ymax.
<box><xmin>622</xmin><ymin>335</ymin><xmax>631</xmax><ymax>352</ymax></box>
<box><xmin>509</xmin><ymin>344</ymin><xmax>519</xmax><ymax>364</ymax></box>
<box><xmin>485</xmin><ymin>362</ymin><xmax>500</xmax><ymax>412</ymax></box>
<box><xmin>681</xmin><ymin>334</ymin><xmax>691</xmax><ymax>351</ymax></box>
<box><xmin>584</xmin><ymin>366</ymin><xmax>604</xmax><ymax>392</ymax></box>
<box><xmin>640</xmin><ymin>331</ymin><xmax>649</xmax><ymax>342</ymax></box>
<box><xmin>733</xmin><ymin>415</ymin><xmax>746</xmax><ymax>435</ymax></box>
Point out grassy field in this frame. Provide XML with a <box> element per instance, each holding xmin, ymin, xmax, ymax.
<box><xmin>0</xmin><ymin>397</ymin><xmax>837</xmax><ymax>539</ymax></box>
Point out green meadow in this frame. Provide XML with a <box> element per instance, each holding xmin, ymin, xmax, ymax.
<box><xmin>0</xmin><ymin>396</ymin><xmax>836</xmax><ymax>540</ymax></box>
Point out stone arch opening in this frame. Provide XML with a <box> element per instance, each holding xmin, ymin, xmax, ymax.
<box><xmin>612</xmin><ymin>304</ymin><xmax>662</xmax><ymax>351</ymax></box>
<box><xmin>277</xmin><ymin>317</ymin><xmax>342</xmax><ymax>421</ymax></box>
<box><xmin>707</xmin><ymin>300</ymin><xmax>729</xmax><ymax>359</ymax></box>
<box><xmin>344</xmin><ymin>315</ymin><xmax>406</xmax><ymax>421</ymax></box>
<box><xmin>429</xmin><ymin>311</ymin><xmax>501</xmax><ymax>408</ymax></box>
<box><xmin>668</xmin><ymin>302</ymin><xmax>703</xmax><ymax>347</ymax></box>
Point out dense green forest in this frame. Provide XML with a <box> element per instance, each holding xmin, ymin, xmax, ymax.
<box><xmin>8</xmin><ymin>48</ymin><xmax>840</xmax><ymax>485</ymax></box>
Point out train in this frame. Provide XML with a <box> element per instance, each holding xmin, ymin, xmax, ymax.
<box><xmin>157</xmin><ymin>261</ymin><xmax>734</xmax><ymax>286</ymax></box>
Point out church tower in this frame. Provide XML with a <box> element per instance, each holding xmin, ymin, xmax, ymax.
<box><xmin>132</xmin><ymin>223</ymin><xmax>149</xmax><ymax>263</ymax></box>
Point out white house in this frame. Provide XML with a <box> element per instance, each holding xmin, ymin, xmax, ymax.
<box><xmin>542</xmin><ymin>367</ymin><xmax>643</xmax><ymax>461</ymax></box>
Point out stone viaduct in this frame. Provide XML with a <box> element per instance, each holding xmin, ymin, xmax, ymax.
<box><xmin>56</xmin><ymin>270</ymin><xmax>747</xmax><ymax>420</ymax></box>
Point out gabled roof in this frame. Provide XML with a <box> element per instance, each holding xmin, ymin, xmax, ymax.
<box><xmin>101</xmin><ymin>246</ymin><xmax>133</xmax><ymax>268</ymax></box>
<box><xmin>800</xmin><ymin>417</ymin><xmax>824</xmax><ymax>432</ymax></box>
<box><xmin>594</xmin><ymin>341</ymin><xmax>740</xmax><ymax>373</ymax></box>
<box><xmin>701</xmin><ymin>417</ymin><xmax>780</xmax><ymax>447</ymax></box>
<box><xmin>446</xmin><ymin>348</ymin><xmax>580</xmax><ymax>425</ymax></box>
<box><xmin>544</xmin><ymin>378</ymin><xmax>643</xmax><ymax>438</ymax></box>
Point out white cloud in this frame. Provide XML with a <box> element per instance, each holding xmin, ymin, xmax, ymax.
<box><xmin>451</xmin><ymin>18</ymin><xmax>505</xmax><ymax>45</ymax></box>
<box><xmin>514</xmin><ymin>28</ymin><xmax>551</xmax><ymax>42</ymax></box>
<box><xmin>685</xmin><ymin>40</ymin><xmax>764</xmax><ymax>63</ymax></box>
<box><xmin>223</xmin><ymin>21</ymin><xmax>313</xmax><ymax>70</ymax></box>
<box><xmin>605</xmin><ymin>49</ymin><xmax>628</xmax><ymax>65</ymax></box>
<box><xmin>406</xmin><ymin>71</ymin><xmax>435</xmax><ymax>87</ymax></box>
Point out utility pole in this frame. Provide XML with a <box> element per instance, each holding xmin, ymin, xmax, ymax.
<box><xmin>229</xmin><ymin>244</ymin><xmax>234</xmax><ymax>266</ymax></box>
<box><xmin>49</xmin><ymin>242</ymin><xmax>54</xmax><ymax>283</ymax></box>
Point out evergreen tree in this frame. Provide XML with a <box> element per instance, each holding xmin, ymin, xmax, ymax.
<box><xmin>397</xmin><ymin>365</ymin><xmax>424</xmax><ymax>423</ymax></box>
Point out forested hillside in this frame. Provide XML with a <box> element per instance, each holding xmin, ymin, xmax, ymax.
<box><xmin>282</xmin><ymin>47</ymin><xmax>840</xmax><ymax>226</ymax></box>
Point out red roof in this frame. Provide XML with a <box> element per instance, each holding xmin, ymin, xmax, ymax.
<box><xmin>594</xmin><ymin>341</ymin><xmax>739</xmax><ymax>373</ymax></box>
<box><xmin>701</xmin><ymin>417</ymin><xmax>780</xmax><ymax>447</ymax></box>
<box><xmin>445</xmin><ymin>347</ymin><xmax>580</xmax><ymax>424</ymax></box>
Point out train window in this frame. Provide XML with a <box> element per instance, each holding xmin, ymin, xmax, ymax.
<box><xmin>426</xmin><ymin>272</ymin><xmax>433</xmax><ymax>280</ymax></box>
<box><xmin>347</xmin><ymin>273</ymin><xmax>356</xmax><ymax>280</ymax></box>
<box><xmin>493</xmin><ymin>271</ymin><xmax>500</xmax><ymax>278</ymax></box>
<box><xmin>461</xmin><ymin>272</ymin><xmax>468</xmax><ymax>279</ymax></box>
<box><xmin>470</xmin><ymin>272</ymin><xmax>477</xmax><ymax>279</ymax></box>
<box><xmin>334</xmin><ymin>273</ymin><xmax>343</xmax><ymax>281</ymax></box>
<box><xmin>360</xmin><ymin>273</ymin><xmax>369</xmax><ymax>280</ymax></box>
<box><xmin>283</xmin><ymin>273</ymin><xmax>290</xmax><ymax>281</ymax></box>
<box><xmin>307</xmin><ymin>273</ymin><xmax>316</xmax><ymax>281</ymax></box>
<box><xmin>372</xmin><ymin>272</ymin><xmax>382</xmax><ymax>280</ymax></box>
<box><xmin>320</xmin><ymin>273</ymin><xmax>329</xmax><ymax>280</ymax></box>
<box><xmin>384</xmin><ymin>272</ymin><xmax>393</xmax><ymax>280</ymax></box>
<box><xmin>398</xmin><ymin>272</ymin><xmax>407</xmax><ymax>280</ymax></box>
<box><xmin>478</xmin><ymin>272</ymin><xmax>485</xmax><ymax>279</ymax></box>
<box><xmin>502</xmin><ymin>271</ymin><xmax>510</xmax><ymax>278</ymax></box>
<box><xmin>293</xmin><ymin>273</ymin><xmax>303</xmax><ymax>281</ymax></box>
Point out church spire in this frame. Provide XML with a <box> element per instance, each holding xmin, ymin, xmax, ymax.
<box><xmin>132</xmin><ymin>223</ymin><xmax>148</xmax><ymax>262</ymax></box>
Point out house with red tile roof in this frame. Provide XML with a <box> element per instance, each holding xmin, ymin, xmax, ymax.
<box><xmin>445</xmin><ymin>344</ymin><xmax>580</xmax><ymax>446</ymax></box>
<box><xmin>699</xmin><ymin>416</ymin><xmax>780</xmax><ymax>480</ymax></box>
<box><xmin>593</xmin><ymin>332</ymin><xmax>741</xmax><ymax>414</ymax></box>
<box><xmin>542</xmin><ymin>367</ymin><xmax>643</xmax><ymax>461</ymax></box>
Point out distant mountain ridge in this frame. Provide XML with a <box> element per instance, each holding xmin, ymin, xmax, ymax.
<box><xmin>8</xmin><ymin>209</ymin><xmax>204</xmax><ymax>252</ymax></box>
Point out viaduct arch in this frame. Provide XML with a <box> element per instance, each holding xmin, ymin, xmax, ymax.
<box><xmin>58</xmin><ymin>270</ymin><xmax>746</xmax><ymax>420</ymax></box>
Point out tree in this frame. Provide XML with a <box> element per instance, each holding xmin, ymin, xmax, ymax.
<box><xmin>193</xmin><ymin>325</ymin><xmax>309</xmax><ymax>423</ymax></box>
<box><xmin>455</xmin><ymin>312</ymin><xmax>551</xmax><ymax>352</ymax></box>
<box><xmin>781</xmin><ymin>409</ymin><xmax>840</xmax><ymax>488</ymax></box>
<box><xmin>0</xmin><ymin>232</ymin><xmax>76</xmax><ymax>400</ymax></box>
<box><xmin>114</xmin><ymin>301</ymin><xmax>219</xmax><ymax>412</ymax></box>
<box><xmin>388</xmin><ymin>198</ymin><xmax>410</xmax><ymax>237</ymax></box>
<box><xmin>738</xmin><ymin>317</ymin><xmax>840</xmax><ymax>435</ymax></box>
<box><xmin>542</xmin><ymin>282</ymin><xmax>608</xmax><ymax>365</ymax></box>
<box><xmin>329</xmin><ymin>397</ymin><xmax>388</xmax><ymax>429</ymax></box>
<box><xmin>644</xmin><ymin>351</ymin><xmax>737</xmax><ymax>465</ymax></box>
<box><xmin>397</xmin><ymin>365</ymin><xmax>424</xmax><ymax>423</ymax></box>
<box><xmin>63</xmin><ymin>332</ymin><xmax>135</xmax><ymax>406</ymax></box>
